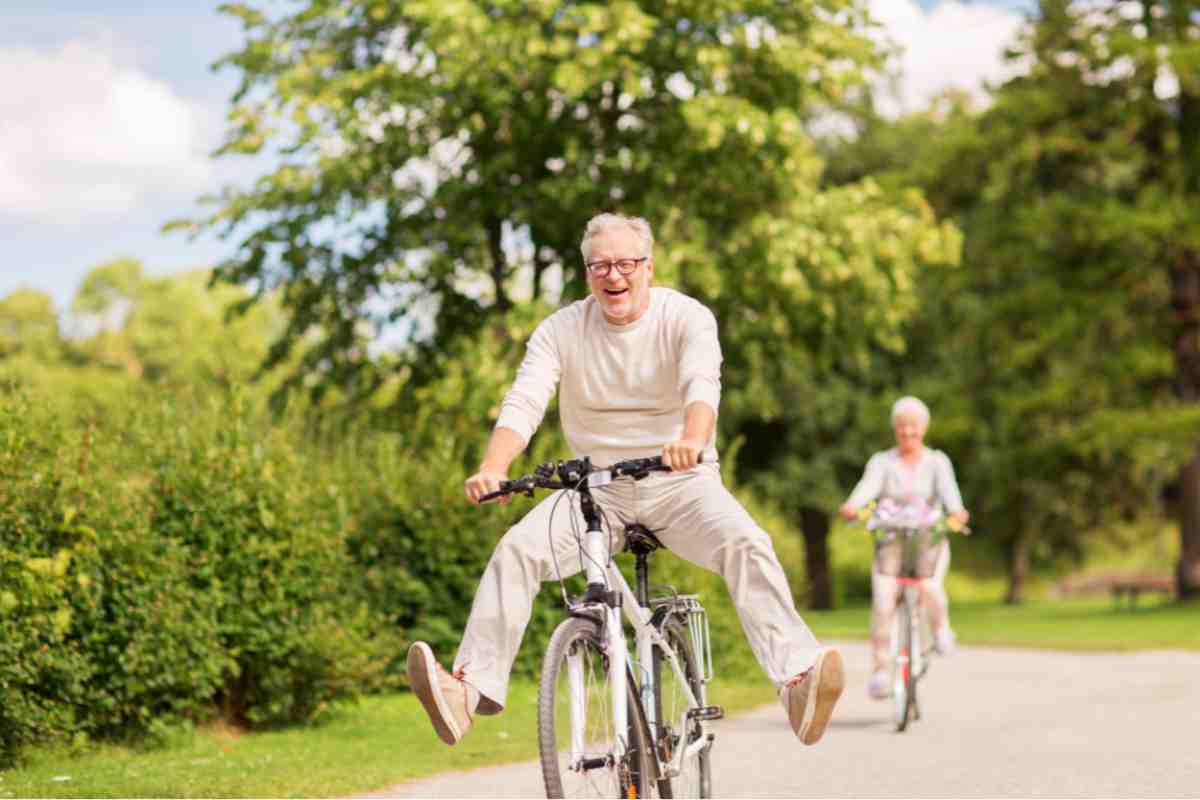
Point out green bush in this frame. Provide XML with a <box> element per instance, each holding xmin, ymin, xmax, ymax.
<box><xmin>0</xmin><ymin>390</ymin><xmax>401</xmax><ymax>763</ymax></box>
<box><xmin>0</xmin><ymin>400</ymin><xmax>93</xmax><ymax>767</ymax></box>
<box><xmin>140</xmin><ymin>397</ymin><xmax>390</xmax><ymax>725</ymax></box>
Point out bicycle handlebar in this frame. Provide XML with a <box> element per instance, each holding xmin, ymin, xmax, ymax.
<box><xmin>477</xmin><ymin>454</ymin><xmax>703</xmax><ymax>504</ymax></box>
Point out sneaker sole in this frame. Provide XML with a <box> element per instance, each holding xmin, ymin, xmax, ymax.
<box><xmin>800</xmin><ymin>649</ymin><xmax>845</xmax><ymax>746</ymax></box>
<box><xmin>407</xmin><ymin>642</ymin><xmax>462</xmax><ymax>745</ymax></box>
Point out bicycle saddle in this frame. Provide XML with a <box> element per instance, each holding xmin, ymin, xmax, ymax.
<box><xmin>624</xmin><ymin>523</ymin><xmax>665</xmax><ymax>555</ymax></box>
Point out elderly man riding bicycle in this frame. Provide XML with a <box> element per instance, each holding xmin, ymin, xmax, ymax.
<box><xmin>406</xmin><ymin>212</ymin><xmax>845</xmax><ymax>749</ymax></box>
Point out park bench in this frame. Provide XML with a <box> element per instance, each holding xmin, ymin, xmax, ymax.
<box><xmin>1054</xmin><ymin>572</ymin><xmax>1176</xmax><ymax>608</ymax></box>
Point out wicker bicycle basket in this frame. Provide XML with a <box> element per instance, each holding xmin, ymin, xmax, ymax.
<box><xmin>873</xmin><ymin>526</ymin><xmax>945</xmax><ymax>578</ymax></box>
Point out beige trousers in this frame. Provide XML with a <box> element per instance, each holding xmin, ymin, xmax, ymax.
<box><xmin>453</xmin><ymin>463</ymin><xmax>821</xmax><ymax>712</ymax></box>
<box><xmin>870</xmin><ymin>540</ymin><xmax>951</xmax><ymax>672</ymax></box>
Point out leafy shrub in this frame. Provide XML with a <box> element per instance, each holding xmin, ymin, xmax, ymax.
<box><xmin>0</xmin><ymin>398</ymin><xmax>93</xmax><ymax>767</ymax></box>
<box><xmin>140</xmin><ymin>396</ymin><xmax>390</xmax><ymax>725</ymax></box>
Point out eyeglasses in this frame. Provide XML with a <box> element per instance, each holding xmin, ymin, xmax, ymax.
<box><xmin>584</xmin><ymin>257</ymin><xmax>648</xmax><ymax>278</ymax></box>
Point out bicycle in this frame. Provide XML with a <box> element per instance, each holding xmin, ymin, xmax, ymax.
<box><xmin>480</xmin><ymin>455</ymin><xmax>720</xmax><ymax>799</ymax></box>
<box><xmin>862</xmin><ymin>500</ymin><xmax>966</xmax><ymax>733</ymax></box>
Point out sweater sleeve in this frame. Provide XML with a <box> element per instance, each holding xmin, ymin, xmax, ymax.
<box><xmin>677</xmin><ymin>301</ymin><xmax>722</xmax><ymax>415</ymax></box>
<box><xmin>494</xmin><ymin>317</ymin><xmax>561</xmax><ymax>445</ymax></box>
<box><xmin>845</xmin><ymin>452</ymin><xmax>887</xmax><ymax>508</ymax></box>
<box><xmin>934</xmin><ymin>451</ymin><xmax>965</xmax><ymax>513</ymax></box>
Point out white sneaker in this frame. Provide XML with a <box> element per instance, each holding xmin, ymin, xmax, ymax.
<box><xmin>935</xmin><ymin>626</ymin><xmax>957</xmax><ymax>656</ymax></box>
<box><xmin>867</xmin><ymin>670</ymin><xmax>891</xmax><ymax>700</ymax></box>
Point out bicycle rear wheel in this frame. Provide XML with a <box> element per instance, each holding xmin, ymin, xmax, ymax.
<box><xmin>539</xmin><ymin>616</ymin><xmax>654</xmax><ymax>799</ymax></box>
<box><xmin>892</xmin><ymin>596</ymin><xmax>914</xmax><ymax>732</ymax></box>
<box><xmin>652</xmin><ymin>618</ymin><xmax>711</xmax><ymax>799</ymax></box>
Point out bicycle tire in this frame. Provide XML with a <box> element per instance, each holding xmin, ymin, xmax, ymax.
<box><xmin>652</xmin><ymin>618</ymin><xmax>712</xmax><ymax>799</ymax></box>
<box><xmin>538</xmin><ymin>616</ymin><xmax>655</xmax><ymax>799</ymax></box>
<box><xmin>893</xmin><ymin>596</ymin><xmax>913</xmax><ymax>733</ymax></box>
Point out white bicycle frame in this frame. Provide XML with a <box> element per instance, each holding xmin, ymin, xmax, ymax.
<box><xmin>564</xmin><ymin>516</ymin><xmax>711</xmax><ymax>782</ymax></box>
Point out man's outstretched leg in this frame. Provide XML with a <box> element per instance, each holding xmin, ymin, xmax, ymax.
<box><xmin>647</xmin><ymin>466</ymin><xmax>845</xmax><ymax>745</ymax></box>
<box><xmin>406</xmin><ymin>485</ymin><xmax>629</xmax><ymax>744</ymax></box>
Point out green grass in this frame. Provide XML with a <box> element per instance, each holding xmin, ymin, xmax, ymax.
<box><xmin>805</xmin><ymin>596</ymin><xmax>1200</xmax><ymax>651</ymax></box>
<box><xmin>0</xmin><ymin>676</ymin><xmax>775</xmax><ymax>799</ymax></box>
<box><xmin>3</xmin><ymin>597</ymin><xmax>1195</xmax><ymax>798</ymax></box>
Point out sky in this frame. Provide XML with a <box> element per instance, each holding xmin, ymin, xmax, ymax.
<box><xmin>0</xmin><ymin>0</ymin><xmax>1031</xmax><ymax>312</ymax></box>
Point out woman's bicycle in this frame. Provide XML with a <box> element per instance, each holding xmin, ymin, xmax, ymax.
<box><xmin>862</xmin><ymin>499</ymin><xmax>966</xmax><ymax>733</ymax></box>
<box><xmin>481</xmin><ymin>455</ymin><xmax>720</xmax><ymax>799</ymax></box>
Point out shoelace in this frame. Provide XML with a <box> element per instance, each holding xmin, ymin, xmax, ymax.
<box><xmin>441</xmin><ymin>660</ymin><xmax>475</xmax><ymax>724</ymax></box>
<box><xmin>784</xmin><ymin>666</ymin><xmax>813</xmax><ymax>691</ymax></box>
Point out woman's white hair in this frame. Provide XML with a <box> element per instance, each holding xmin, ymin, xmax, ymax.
<box><xmin>580</xmin><ymin>213</ymin><xmax>654</xmax><ymax>262</ymax></box>
<box><xmin>891</xmin><ymin>396</ymin><xmax>931</xmax><ymax>426</ymax></box>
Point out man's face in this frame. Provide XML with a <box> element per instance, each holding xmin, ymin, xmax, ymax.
<box><xmin>585</xmin><ymin>226</ymin><xmax>653</xmax><ymax>326</ymax></box>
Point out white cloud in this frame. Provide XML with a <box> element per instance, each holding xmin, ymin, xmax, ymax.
<box><xmin>868</xmin><ymin>0</ymin><xmax>1028</xmax><ymax>116</ymax></box>
<box><xmin>0</xmin><ymin>36</ymin><xmax>219</xmax><ymax>223</ymax></box>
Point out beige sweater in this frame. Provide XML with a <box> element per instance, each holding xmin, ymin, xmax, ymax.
<box><xmin>495</xmin><ymin>287</ymin><xmax>722</xmax><ymax>467</ymax></box>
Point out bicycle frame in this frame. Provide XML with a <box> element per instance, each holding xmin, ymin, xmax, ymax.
<box><xmin>566</xmin><ymin>517</ymin><xmax>711</xmax><ymax>782</ymax></box>
<box><xmin>487</xmin><ymin>454</ymin><xmax>717</xmax><ymax>792</ymax></box>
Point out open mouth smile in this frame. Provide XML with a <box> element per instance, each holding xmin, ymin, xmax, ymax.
<box><xmin>603</xmin><ymin>288</ymin><xmax>629</xmax><ymax>297</ymax></box>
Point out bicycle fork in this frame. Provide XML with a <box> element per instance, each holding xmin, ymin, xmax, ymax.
<box><xmin>573</xmin><ymin>498</ymin><xmax>631</xmax><ymax>770</ymax></box>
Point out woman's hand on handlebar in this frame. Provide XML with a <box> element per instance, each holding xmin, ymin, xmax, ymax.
<box><xmin>662</xmin><ymin>438</ymin><xmax>704</xmax><ymax>472</ymax></box>
<box><xmin>465</xmin><ymin>469</ymin><xmax>511</xmax><ymax>505</ymax></box>
<box><xmin>839</xmin><ymin>503</ymin><xmax>860</xmax><ymax>522</ymax></box>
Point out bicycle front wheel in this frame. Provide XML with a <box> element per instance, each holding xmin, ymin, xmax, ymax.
<box><xmin>539</xmin><ymin>616</ymin><xmax>654</xmax><ymax>799</ymax></box>
<box><xmin>653</xmin><ymin>618</ymin><xmax>712</xmax><ymax>799</ymax></box>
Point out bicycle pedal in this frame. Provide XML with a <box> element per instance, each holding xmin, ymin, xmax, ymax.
<box><xmin>687</xmin><ymin>705</ymin><xmax>724</xmax><ymax>721</ymax></box>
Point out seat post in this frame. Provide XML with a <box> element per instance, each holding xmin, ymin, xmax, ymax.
<box><xmin>635</xmin><ymin>552</ymin><xmax>650</xmax><ymax>607</ymax></box>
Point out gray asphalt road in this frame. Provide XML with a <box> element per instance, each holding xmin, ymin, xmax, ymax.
<box><xmin>366</xmin><ymin>641</ymin><xmax>1200</xmax><ymax>798</ymax></box>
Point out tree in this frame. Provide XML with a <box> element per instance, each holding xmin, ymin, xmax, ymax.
<box><xmin>681</xmin><ymin>181</ymin><xmax>960</xmax><ymax>608</ymax></box>
<box><xmin>823</xmin><ymin>0</ymin><xmax>1200</xmax><ymax>601</ymax></box>
<box><xmin>71</xmin><ymin>259</ymin><xmax>286</xmax><ymax>390</ymax></box>
<box><xmin>179</xmin><ymin>0</ymin><xmax>886</xmax><ymax>401</ymax></box>
<box><xmin>182</xmin><ymin>1</ymin><xmax>963</xmax><ymax>606</ymax></box>
<box><xmin>0</xmin><ymin>289</ymin><xmax>61</xmax><ymax>363</ymax></box>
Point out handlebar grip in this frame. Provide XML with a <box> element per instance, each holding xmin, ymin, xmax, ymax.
<box><xmin>657</xmin><ymin>452</ymin><xmax>706</xmax><ymax>469</ymax></box>
<box><xmin>478</xmin><ymin>480</ymin><xmax>516</xmax><ymax>504</ymax></box>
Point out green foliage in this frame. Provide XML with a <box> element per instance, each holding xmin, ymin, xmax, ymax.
<box><xmin>179</xmin><ymin>0</ymin><xmax>885</xmax><ymax>405</ymax></box>
<box><xmin>820</xmin><ymin>0</ymin><xmax>1200</xmax><ymax>597</ymax></box>
<box><xmin>141</xmin><ymin>396</ymin><xmax>387</xmax><ymax>725</ymax></box>
<box><xmin>0</xmin><ymin>389</ymin><xmax>401</xmax><ymax>764</ymax></box>
<box><xmin>0</xmin><ymin>289</ymin><xmax>61</xmax><ymax>362</ymax></box>
<box><xmin>0</xmin><ymin>398</ymin><xmax>93</xmax><ymax>766</ymax></box>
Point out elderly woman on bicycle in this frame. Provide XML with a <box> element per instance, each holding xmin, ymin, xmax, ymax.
<box><xmin>839</xmin><ymin>396</ymin><xmax>969</xmax><ymax>700</ymax></box>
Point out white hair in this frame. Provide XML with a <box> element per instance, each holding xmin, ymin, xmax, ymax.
<box><xmin>580</xmin><ymin>213</ymin><xmax>654</xmax><ymax>262</ymax></box>
<box><xmin>891</xmin><ymin>396</ymin><xmax>931</xmax><ymax>426</ymax></box>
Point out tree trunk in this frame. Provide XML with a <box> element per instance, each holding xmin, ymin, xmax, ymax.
<box><xmin>1170</xmin><ymin>0</ymin><xmax>1200</xmax><ymax>599</ymax></box>
<box><xmin>1170</xmin><ymin>248</ymin><xmax>1200</xmax><ymax>599</ymax></box>
<box><xmin>1005</xmin><ymin>532</ymin><xmax>1029</xmax><ymax>605</ymax></box>
<box><xmin>799</xmin><ymin>507</ymin><xmax>833</xmax><ymax>610</ymax></box>
<box><xmin>1176</xmin><ymin>447</ymin><xmax>1200</xmax><ymax>599</ymax></box>
<box><xmin>485</xmin><ymin>214</ymin><xmax>512</xmax><ymax>312</ymax></box>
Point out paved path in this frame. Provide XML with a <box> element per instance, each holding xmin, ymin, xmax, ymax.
<box><xmin>367</xmin><ymin>642</ymin><xmax>1200</xmax><ymax>798</ymax></box>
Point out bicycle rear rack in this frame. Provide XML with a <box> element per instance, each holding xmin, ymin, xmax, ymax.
<box><xmin>682</xmin><ymin>596</ymin><xmax>714</xmax><ymax>684</ymax></box>
<box><xmin>652</xmin><ymin>592</ymin><xmax>715</xmax><ymax>686</ymax></box>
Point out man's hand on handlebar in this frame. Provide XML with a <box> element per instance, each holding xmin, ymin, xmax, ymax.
<box><xmin>465</xmin><ymin>469</ymin><xmax>511</xmax><ymax>505</ymax></box>
<box><xmin>662</xmin><ymin>438</ymin><xmax>704</xmax><ymax>472</ymax></box>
